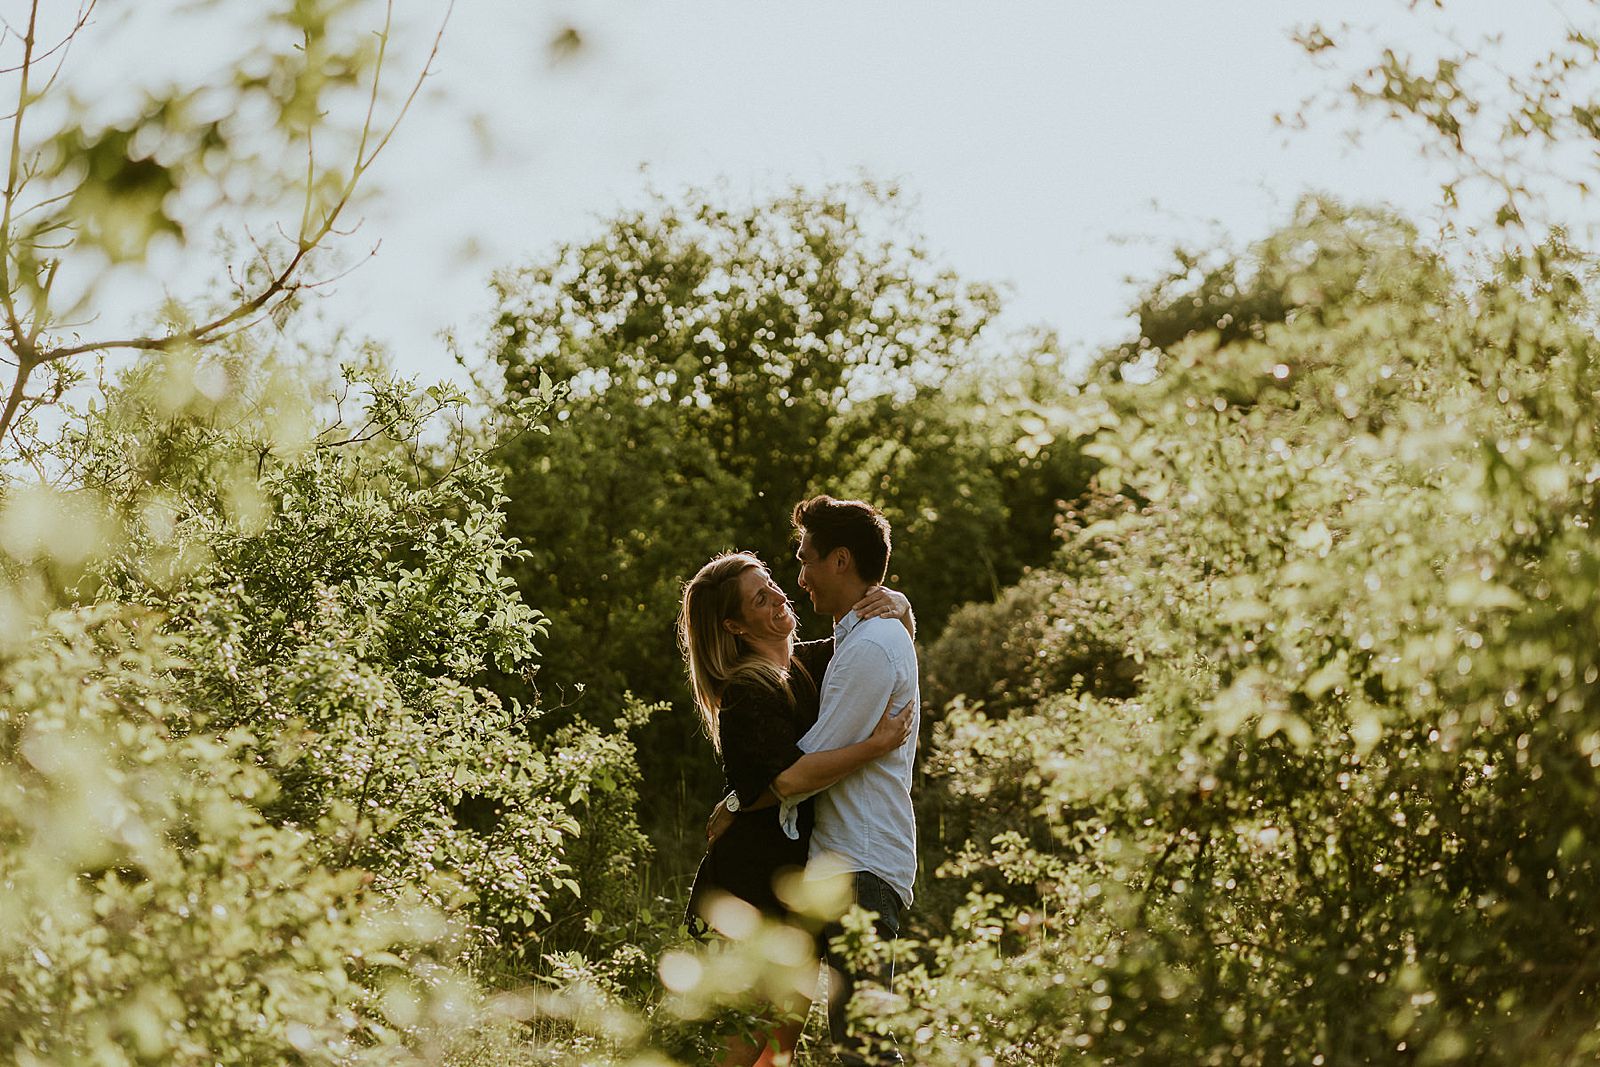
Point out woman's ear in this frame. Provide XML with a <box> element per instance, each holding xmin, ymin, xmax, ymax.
<box><xmin>722</xmin><ymin>618</ymin><xmax>742</xmax><ymax>637</ymax></box>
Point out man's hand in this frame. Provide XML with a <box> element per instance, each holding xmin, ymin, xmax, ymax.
<box><xmin>706</xmin><ymin>797</ymin><xmax>736</xmax><ymax>844</ymax></box>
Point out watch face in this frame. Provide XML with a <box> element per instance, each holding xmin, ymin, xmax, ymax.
<box><xmin>726</xmin><ymin>792</ymin><xmax>740</xmax><ymax>813</ymax></box>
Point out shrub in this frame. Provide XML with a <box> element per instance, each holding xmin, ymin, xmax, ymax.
<box><xmin>0</xmin><ymin>607</ymin><xmax>461</xmax><ymax>1066</ymax></box>
<box><xmin>0</xmin><ymin>352</ymin><xmax>660</xmax><ymax>1061</ymax></box>
<box><xmin>901</xmin><ymin>202</ymin><xmax>1600</xmax><ymax>1064</ymax></box>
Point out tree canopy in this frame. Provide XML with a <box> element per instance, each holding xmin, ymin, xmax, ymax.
<box><xmin>483</xmin><ymin>183</ymin><xmax>1091</xmax><ymax>859</ymax></box>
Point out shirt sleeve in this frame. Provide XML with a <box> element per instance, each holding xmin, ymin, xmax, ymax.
<box><xmin>775</xmin><ymin>634</ymin><xmax>900</xmax><ymax>839</ymax></box>
<box><xmin>796</xmin><ymin>636</ymin><xmax>896</xmax><ymax>755</ymax></box>
<box><xmin>717</xmin><ymin>682</ymin><xmax>804</xmax><ymax>808</ymax></box>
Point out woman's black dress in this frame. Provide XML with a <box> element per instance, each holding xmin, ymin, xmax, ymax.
<box><xmin>687</xmin><ymin>638</ymin><xmax>833</xmax><ymax>929</ymax></box>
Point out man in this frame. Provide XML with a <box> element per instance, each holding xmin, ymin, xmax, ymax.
<box><xmin>785</xmin><ymin>494</ymin><xmax>919</xmax><ymax>1067</ymax></box>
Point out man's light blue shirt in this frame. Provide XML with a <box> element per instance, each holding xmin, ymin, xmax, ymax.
<box><xmin>780</xmin><ymin>609</ymin><xmax>919</xmax><ymax>908</ymax></box>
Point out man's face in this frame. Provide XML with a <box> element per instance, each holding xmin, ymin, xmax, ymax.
<box><xmin>795</xmin><ymin>531</ymin><xmax>840</xmax><ymax>615</ymax></box>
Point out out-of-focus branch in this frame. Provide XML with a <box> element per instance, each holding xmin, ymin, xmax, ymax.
<box><xmin>1</xmin><ymin>0</ymin><xmax>39</xmax><ymax>356</ymax></box>
<box><xmin>0</xmin><ymin>0</ymin><xmax>457</xmax><ymax>450</ymax></box>
<box><xmin>0</xmin><ymin>0</ymin><xmax>94</xmax><ymax>76</ymax></box>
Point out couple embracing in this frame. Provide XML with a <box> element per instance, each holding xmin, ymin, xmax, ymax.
<box><xmin>678</xmin><ymin>494</ymin><xmax>919</xmax><ymax>1066</ymax></box>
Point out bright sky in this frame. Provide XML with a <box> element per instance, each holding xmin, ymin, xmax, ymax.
<box><xmin>78</xmin><ymin>1</ymin><xmax>1588</xmax><ymax>379</ymax></box>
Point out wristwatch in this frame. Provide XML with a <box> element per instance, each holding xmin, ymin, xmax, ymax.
<box><xmin>724</xmin><ymin>791</ymin><xmax>741</xmax><ymax>813</ymax></box>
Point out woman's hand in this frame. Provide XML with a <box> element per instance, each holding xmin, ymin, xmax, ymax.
<box><xmin>852</xmin><ymin>586</ymin><xmax>915</xmax><ymax>638</ymax></box>
<box><xmin>867</xmin><ymin>697</ymin><xmax>916</xmax><ymax>755</ymax></box>
<box><xmin>706</xmin><ymin>797</ymin><xmax>736</xmax><ymax>844</ymax></box>
<box><xmin>853</xmin><ymin>585</ymin><xmax>909</xmax><ymax>620</ymax></box>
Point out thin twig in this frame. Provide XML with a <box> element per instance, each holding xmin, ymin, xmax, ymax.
<box><xmin>0</xmin><ymin>0</ymin><xmax>41</xmax><ymax>353</ymax></box>
<box><xmin>39</xmin><ymin>1</ymin><xmax>455</xmax><ymax>368</ymax></box>
<box><xmin>351</xmin><ymin>0</ymin><xmax>395</xmax><ymax>194</ymax></box>
<box><xmin>9</xmin><ymin>187</ymin><xmax>71</xmax><ymax>222</ymax></box>
<box><xmin>24</xmin><ymin>257</ymin><xmax>56</xmax><ymax>348</ymax></box>
<box><xmin>0</xmin><ymin>0</ymin><xmax>93</xmax><ymax>75</ymax></box>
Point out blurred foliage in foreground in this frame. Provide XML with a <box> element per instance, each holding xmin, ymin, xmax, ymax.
<box><xmin>0</xmin><ymin>0</ymin><xmax>670</xmax><ymax>1057</ymax></box>
<box><xmin>0</xmin><ymin>349</ymin><xmax>669</xmax><ymax>1064</ymax></box>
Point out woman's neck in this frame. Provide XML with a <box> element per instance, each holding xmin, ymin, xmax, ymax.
<box><xmin>744</xmin><ymin>635</ymin><xmax>792</xmax><ymax>668</ymax></box>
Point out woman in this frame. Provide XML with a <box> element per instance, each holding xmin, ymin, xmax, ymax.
<box><xmin>677</xmin><ymin>550</ymin><xmax>914</xmax><ymax>1067</ymax></box>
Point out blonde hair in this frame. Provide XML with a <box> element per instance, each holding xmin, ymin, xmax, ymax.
<box><xmin>678</xmin><ymin>551</ymin><xmax>794</xmax><ymax>753</ymax></box>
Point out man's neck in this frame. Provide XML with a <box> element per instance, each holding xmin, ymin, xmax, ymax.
<box><xmin>832</xmin><ymin>581</ymin><xmax>871</xmax><ymax>625</ymax></box>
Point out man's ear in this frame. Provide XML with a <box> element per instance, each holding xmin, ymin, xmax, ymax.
<box><xmin>831</xmin><ymin>547</ymin><xmax>853</xmax><ymax>575</ymax></box>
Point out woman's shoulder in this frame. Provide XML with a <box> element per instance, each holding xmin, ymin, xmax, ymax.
<box><xmin>793</xmin><ymin>637</ymin><xmax>834</xmax><ymax>676</ymax></box>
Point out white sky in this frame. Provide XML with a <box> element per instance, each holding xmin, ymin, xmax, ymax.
<box><xmin>67</xmin><ymin>1</ymin><xmax>1593</xmax><ymax>379</ymax></box>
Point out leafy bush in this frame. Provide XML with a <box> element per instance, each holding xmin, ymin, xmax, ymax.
<box><xmin>901</xmin><ymin>200</ymin><xmax>1600</xmax><ymax>1064</ymax></box>
<box><xmin>0</xmin><ymin>607</ymin><xmax>461</xmax><ymax>1066</ymax></box>
<box><xmin>69</xmin><ymin>359</ymin><xmax>614</xmax><ymax>949</ymax></box>
<box><xmin>922</xmin><ymin>494</ymin><xmax>1143</xmax><ymax>718</ymax></box>
<box><xmin>922</xmin><ymin>576</ymin><xmax>1063</xmax><ymax>716</ymax></box>
<box><xmin>0</xmin><ymin>350</ymin><xmax>661</xmax><ymax>1063</ymax></box>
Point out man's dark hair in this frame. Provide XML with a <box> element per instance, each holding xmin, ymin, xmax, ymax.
<box><xmin>792</xmin><ymin>495</ymin><xmax>892</xmax><ymax>585</ymax></box>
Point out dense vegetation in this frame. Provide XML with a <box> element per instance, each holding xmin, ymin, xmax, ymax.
<box><xmin>482</xmin><ymin>182</ymin><xmax>1090</xmax><ymax>863</ymax></box>
<box><xmin>903</xmin><ymin>199</ymin><xmax>1600</xmax><ymax>1064</ymax></box>
<box><xmin>4</xmin><ymin>3</ymin><xmax>1600</xmax><ymax>1065</ymax></box>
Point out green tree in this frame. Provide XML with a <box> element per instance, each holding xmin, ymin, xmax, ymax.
<box><xmin>483</xmin><ymin>184</ymin><xmax>1091</xmax><ymax>873</ymax></box>
<box><xmin>488</xmin><ymin>183</ymin><xmax>1002</xmax><ymax>699</ymax></box>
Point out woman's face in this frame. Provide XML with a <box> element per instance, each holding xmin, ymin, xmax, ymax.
<box><xmin>732</xmin><ymin>566</ymin><xmax>796</xmax><ymax>644</ymax></box>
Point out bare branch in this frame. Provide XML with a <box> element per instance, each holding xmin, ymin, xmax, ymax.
<box><xmin>299</xmin><ymin>95</ymin><xmax>318</xmax><ymax>246</ymax></box>
<box><xmin>295</xmin><ymin>241</ymin><xmax>382</xmax><ymax>292</ymax></box>
<box><xmin>35</xmin><ymin>1</ymin><xmax>456</xmax><ymax>367</ymax></box>
<box><xmin>10</xmin><ymin>187</ymin><xmax>71</xmax><ymax>223</ymax></box>
<box><xmin>0</xmin><ymin>0</ymin><xmax>94</xmax><ymax>75</ymax></box>
<box><xmin>352</xmin><ymin>0</ymin><xmax>396</xmax><ymax>188</ymax></box>
<box><xmin>351</xmin><ymin>0</ymin><xmax>454</xmax><ymax>181</ymax></box>
<box><xmin>25</xmin><ymin>257</ymin><xmax>58</xmax><ymax>348</ymax></box>
<box><xmin>1</xmin><ymin>0</ymin><xmax>41</xmax><ymax>355</ymax></box>
<box><xmin>0</xmin><ymin>362</ymin><xmax>35</xmax><ymax>449</ymax></box>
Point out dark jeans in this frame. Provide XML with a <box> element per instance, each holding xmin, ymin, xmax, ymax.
<box><xmin>820</xmin><ymin>870</ymin><xmax>904</xmax><ymax>1066</ymax></box>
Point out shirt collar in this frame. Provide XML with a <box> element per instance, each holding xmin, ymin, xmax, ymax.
<box><xmin>833</xmin><ymin>609</ymin><xmax>862</xmax><ymax>642</ymax></box>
